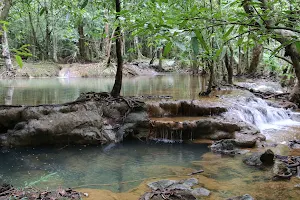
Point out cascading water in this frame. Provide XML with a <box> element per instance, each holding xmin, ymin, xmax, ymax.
<box><xmin>224</xmin><ymin>96</ymin><xmax>300</xmax><ymax>131</ymax></box>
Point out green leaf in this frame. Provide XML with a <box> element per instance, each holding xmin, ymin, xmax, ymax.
<box><xmin>15</xmin><ymin>55</ymin><xmax>23</xmax><ymax>68</ymax></box>
<box><xmin>191</xmin><ymin>37</ymin><xmax>199</xmax><ymax>55</ymax></box>
<box><xmin>194</xmin><ymin>30</ymin><xmax>209</xmax><ymax>53</ymax></box>
<box><xmin>80</xmin><ymin>0</ymin><xmax>89</xmax><ymax>9</ymax></box>
<box><xmin>295</xmin><ymin>41</ymin><xmax>300</xmax><ymax>54</ymax></box>
<box><xmin>223</xmin><ymin>26</ymin><xmax>235</xmax><ymax>40</ymax></box>
<box><xmin>163</xmin><ymin>42</ymin><xmax>172</xmax><ymax>56</ymax></box>
<box><xmin>237</xmin><ymin>37</ymin><xmax>243</xmax><ymax>46</ymax></box>
<box><xmin>214</xmin><ymin>46</ymin><xmax>224</xmax><ymax>59</ymax></box>
<box><xmin>174</xmin><ymin>42</ymin><xmax>186</xmax><ymax>51</ymax></box>
<box><xmin>39</xmin><ymin>7</ymin><xmax>46</xmax><ymax>16</ymax></box>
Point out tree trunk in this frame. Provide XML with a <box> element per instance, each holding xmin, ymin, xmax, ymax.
<box><xmin>1</xmin><ymin>29</ymin><xmax>13</xmax><ymax>71</ymax></box>
<box><xmin>242</xmin><ymin>0</ymin><xmax>300</xmax><ymax>104</ymax></box>
<box><xmin>191</xmin><ymin>53</ymin><xmax>198</xmax><ymax>75</ymax></box>
<box><xmin>248</xmin><ymin>44</ymin><xmax>263</xmax><ymax>75</ymax></box>
<box><xmin>157</xmin><ymin>48</ymin><xmax>163</xmax><ymax>71</ymax></box>
<box><xmin>225</xmin><ymin>50</ymin><xmax>233</xmax><ymax>84</ymax></box>
<box><xmin>0</xmin><ymin>0</ymin><xmax>13</xmax><ymax>71</ymax></box>
<box><xmin>285</xmin><ymin>44</ymin><xmax>300</xmax><ymax>104</ymax></box>
<box><xmin>106</xmin><ymin>29</ymin><xmax>115</xmax><ymax>67</ymax></box>
<box><xmin>207</xmin><ymin>62</ymin><xmax>214</xmax><ymax>94</ymax></box>
<box><xmin>111</xmin><ymin>0</ymin><xmax>123</xmax><ymax>97</ymax></box>
<box><xmin>134</xmin><ymin>36</ymin><xmax>142</xmax><ymax>59</ymax></box>
<box><xmin>237</xmin><ymin>45</ymin><xmax>242</xmax><ymax>75</ymax></box>
<box><xmin>78</xmin><ymin>23</ymin><xmax>86</xmax><ymax>61</ymax></box>
<box><xmin>45</xmin><ymin>5</ymin><xmax>50</xmax><ymax>60</ymax></box>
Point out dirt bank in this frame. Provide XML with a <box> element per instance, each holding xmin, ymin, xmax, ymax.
<box><xmin>1</xmin><ymin>59</ymin><xmax>178</xmax><ymax>78</ymax></box>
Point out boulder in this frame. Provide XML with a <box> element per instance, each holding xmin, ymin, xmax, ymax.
<box><xmin>0</xmin><ymin>93</ymin><xmax>148</xmax><ymax>147</ymax></box>
<box><xmin>210</xmin><ymin>139</ymin><xmax>250</xmax><ymax>155</ymax></box>
<box><xmin>243</xmin><ymin>149</ymin><xmax>274</xmax><ymax>167</ymax></box>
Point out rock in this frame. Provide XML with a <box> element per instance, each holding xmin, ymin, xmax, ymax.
<box><xmin>243</xmin><ymin>149</ymin><xmax>274</xmax><ymax>166</ymax></box>
<box><xmin>0</xmin><ymin>93</ymin><xmax>147</xmax><ymax>147</ymax></box>
<box><xmin>272</xmin><ymin>160</ymin><xmax>292</xmax><ymax>180</ymax></box>
<box><xmin>289</xmin><ymin>140</ymin><xmax>300</xmax><ymax>149</ymax></box>
<box><xmin>226</xmin><ymin>194</ymin><xmax>254</xmax><ymax>200</ymax></box>
<box><xmin>210</xmin><ymin>139</ymin><xmax>250</xmax><ymax>155</ymax></box>
<box><xmin>182</xmin><ymin>178</ymin><xmax>198</xmax><ymax>187</ymax></box>
<box><xmin>147</xmin><ymin>178</ymin><xmax>198</xmax><ymax>191</ymax></box>
<box><xmin>191</xmin><ymin>187</ymin><xmax>210</xmax><ymax>197</ymax></box>
<box><xmin>260</xmin><ymin>149</ymin><xmax>275</xmax><ymax>165</ymax></box>
<box><xmin>142</xmin><ymin>178</ymin><xmax>209</xmax><ymax>200</ymax></box>
<box><xmin>147</xmin><ymin>180</ymin><xmax>178</xmax><ymax>191</ymax></box>
<box><xmin>140</xmin><ymin>190</ymin><xmax>196</xmax><ymax>200</ymax></box>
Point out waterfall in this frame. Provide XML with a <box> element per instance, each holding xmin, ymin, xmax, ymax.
<box><xmin>223</xmin><ymin>96</ymin><xmax>295</xmax><ymax>130</ymax></box>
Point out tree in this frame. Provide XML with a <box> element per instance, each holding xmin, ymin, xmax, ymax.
<box><xmin>111</xmin><ymin>0</ymin><xmax>123</xmax><ymax>97</ymax></box>
<box><xmin>240</xmin><ymin>0</ymin><xmax>300</xmax><ymax>103</ymax></box>
<box><xmin>0</xmin><ymin>0</ymin><xmax>13</xmax><ymax>71</ymax></box>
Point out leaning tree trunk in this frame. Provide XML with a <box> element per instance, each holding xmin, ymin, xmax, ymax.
<box><xmin>111</xmin><ymin>0</ymin><xmax>123</xmax><ymax>97</ymax></box>
<box><xmin>248</xmin><ymin>44</ymin><xmax>263</xmax><ymax>76</ymax></box>
<box><xmin>285</xmin><ymin>44</ymin><xmax>300</xmax><ymax>104</ymax></box>
<box><xmin>242</xmin><ymin>0</ymin><xmax>300</xmax><ymax>105</ymax></box>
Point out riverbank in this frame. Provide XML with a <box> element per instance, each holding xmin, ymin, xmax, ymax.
<box><xmin>0</xmin><ymin>59</ymin><xmax>179</xmax><ymax>78</ymax></box>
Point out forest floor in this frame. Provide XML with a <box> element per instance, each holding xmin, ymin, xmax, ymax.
<box><xmin>2</xmin><ymin>58</ymin><xmax>179</xmax><ymax>78</ymax></box>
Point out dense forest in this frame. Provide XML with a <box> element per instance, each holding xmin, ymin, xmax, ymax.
<box><xmin>1</xmin><ymin>0</ymin><xmax>300</xmax><ymax>100</ymax></box>
<box><xmin>1</xmin><ymin>1</ymin><xmax>300</xmax><ymax>200</ymax></box>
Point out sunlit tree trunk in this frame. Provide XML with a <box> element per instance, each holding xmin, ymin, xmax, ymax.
<box><xmin>111</xmin><ymin>0</ymin><xmax>123</xmax><ymax>97</ymax></box>
<box><xmin>237</xmin><ymin>45</ymin><xmax>242</xmax><ymax>75</ymax></box>
<box><xmin>134</xmin><ymin>36</ymin><xmax>142</xmax><ymax>59</ymax></box>
<box><xmin>248</xmin><ymin>44</ymin><xmax>263</xmax><ymax>75</ymax></box>
<box><xmin>1</xmin><ymin>0</ymin><xmax>13</xmax><ymax>71</ymax></box>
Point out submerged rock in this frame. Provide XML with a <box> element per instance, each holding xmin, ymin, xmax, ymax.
<box><xmin>210</xmin><ymin>139</ymin><xmax>250</xmax><ymax>155</ymax></box>
<box><xmin>190</xmin><ymin>187</ymin><xmax>210</xmax><ymax>197</ymax></box>
<box><xmin>147</xmin><ymin>178</ymin><xmax>198</xmax><ymax>191</ymax></box>
<box><xmin>289</xmin><ymin>140</ymin><xmax>300</xmax><ymax>149</ymax></box>
<box><xmin>243</xmin><ymin>149</ymin><xmax>274</xmax><ymax>166</ymax></box>
<box><xmin>226</xmin><ymin>194</ymin><xmax>254</xmax><ymax>200</ymax></box>
<box><xmin>141</xmin><ymin>178</ymin><xmax>210</xmax><ymax>200</ymax></box>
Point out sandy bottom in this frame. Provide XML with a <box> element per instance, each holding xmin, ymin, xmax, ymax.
<box><xmin>78</xmin><ymin>149</ymin><xmax>300</xmax><ymax>200</ymax></box>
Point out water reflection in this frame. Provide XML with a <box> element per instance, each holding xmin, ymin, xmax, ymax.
<box><xmin>0</xmin><ymin>141</ymin><xmax>209</xmax><ymax>192</ymax></box>
<box><xmin>0</xmin><ymin>75</ymin><xmax>208</xmax><ymax>105</ymax></box>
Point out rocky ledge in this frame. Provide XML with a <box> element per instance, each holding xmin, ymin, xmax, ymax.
<box><xmin>0</xmin><ymin>92</ymin><xmax>149</xmax><ymax>147</ymax></box>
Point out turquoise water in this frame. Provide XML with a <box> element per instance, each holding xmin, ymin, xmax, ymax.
<box><xmin>0</xmin><ymin>141</ymin><xmax>209</xmax><ymax>192</ymax></box>
<box><xmin>0</xmin><ymin>75</ymin><xmax>207</xmax><ymax>105</ymax></box>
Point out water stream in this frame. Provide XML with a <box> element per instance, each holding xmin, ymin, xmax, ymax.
<box><xmin>224</xmin><ymin>96</ymin><xmax>300</xmax><ymax>142</ymax></box>
<box><xmin>1</xmin><ymin>75</ymin><xmax>300</xmax><ymax>199</ymax></box>
<box><xmin>0</xmin><ymin>141</ymin><xmax>209</xmax><ymax>192</ymax></box>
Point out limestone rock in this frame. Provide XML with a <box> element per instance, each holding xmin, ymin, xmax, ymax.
<box><xmin>226</xmin><ymin>194</ymin><xmax>254</xmax><ymax>200</ymax></box>
<box><xmin>243</xmin><ymin>149</ymin><xmax>274</xmax><ymax>166</ymax></box>
<box><xmin>191</xmin><ymin>187</ymin><xmax>210</xmax><ymax>197</ymax></box>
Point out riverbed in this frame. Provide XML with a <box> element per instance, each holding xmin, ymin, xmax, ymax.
<box><xmin>0</xmin><ymin>75</ymin><xmax>300</xmax><ymax>199</ymax></box>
